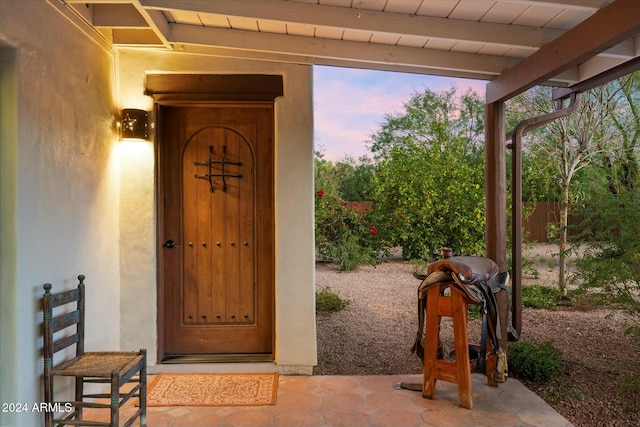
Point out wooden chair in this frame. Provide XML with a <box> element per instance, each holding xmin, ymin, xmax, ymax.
<box><xmin>42</xmin><ymin>275</ymin><xmax>147</xmax><ymax>427</ymax></box>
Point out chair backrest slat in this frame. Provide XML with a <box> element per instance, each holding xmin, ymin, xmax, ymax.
<box><xmin>50</xmin><ymin>289</ymin><xmax>80</xmax><ymax>308</ymax></box>
<box><xmin>51</xmin><ymin>310</ymin><xmax>80</xmax><ymax>333</ymax></box>
<box><xmin>53</xmin><ymin>334</ymin><xmax>80</xmax><ymax>354</ymax></box>
<box><xmin>43</xmin><ymin>275</ymin><xmax>86</xmax><ymax>361</ymax></box>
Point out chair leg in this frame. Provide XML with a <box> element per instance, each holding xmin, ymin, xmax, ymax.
<box><xmin>110</xmin><ymin>372</ymin><xmax>119</xmax><ymax>427</ymax></box>
<box><xmin>44</xmin><ymin>373</ymin><xmax>53</xmax><ymax>427</ymax></box>
<box><xmin>140</xmin><ymin>349</ymin><xmax>147</xmax><ymax>426</ymax></box>
<box><xmin>75</xmin><ymin>376</ymin><xmax>84</xmax><ymax>421</ymax></box>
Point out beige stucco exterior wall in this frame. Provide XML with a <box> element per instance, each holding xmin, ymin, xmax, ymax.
<box><xmin>116</xmin><ymin>51</ymin><xmax>317</xmax><ymax>372</ymax></box>
<box><xmin>0</xmin><ymin>3</ymin><xmax>316</xmax><ymax>425</ymax></box>
<box><xmin>0</xmin><ymin>1</ymin><xmax>120</xmax><ymax>427</ymax></box>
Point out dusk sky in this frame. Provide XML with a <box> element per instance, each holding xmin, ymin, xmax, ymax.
<box><xmin>313</xmin><ymin>65</ymin><xmax>488</xmax><ymax>161</ymax></box>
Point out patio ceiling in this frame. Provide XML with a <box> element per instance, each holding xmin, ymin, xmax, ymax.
<box><xmin>51</xmin><ymin>0</ymin><xmax>639</xmax><ymax>96</ymax></box>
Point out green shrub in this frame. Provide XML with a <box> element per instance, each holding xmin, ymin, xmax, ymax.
<box><xmin>572</xmin><ymin>189</ymin><xmax>640</xmax><ymax>315</ymax></box>
<box><xmin>372</xmin><ymin>140</ymin><xmax>486</xmax><ymax>260</ymax></box>
<box><xmin>316</xmin><ymin>287</ymin><xmax>351</xmax><ymax>312</ymax></box>
<box><xmin>619</xmin><ymin>371</ymin><xmax>639</xmax><ymax>395</ymax></box>
<box><xmin>508</xmin><ymin>340</ymin><xmax>563</xmax><ymax>382</ymax></box>
<box><xmin>624</xmin><ymin>325</ymin><xmax>640</xmax><ymax>343</ymax></box>
<box><xmin>315</xmin><ymin>190</ymin><xmax>389</xmax><ymax>271</ymax></box>
<box><xmin>537</xmin><ymin>384</ymin><xmax>585</xmax><ymax>404</ymax></box>
<box><xmin>521</xmin><ymin>285</ymin><xmax>562</xmax><ymax>309</ymax></box>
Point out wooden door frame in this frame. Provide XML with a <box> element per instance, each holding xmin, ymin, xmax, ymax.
<box><xmin>147</xmin><ymin>74</ymin><xmax>283</xmax><ymax>362</ymax></box>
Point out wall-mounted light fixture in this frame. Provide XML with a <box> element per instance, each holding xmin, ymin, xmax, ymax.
<box><xmin>120</xmin><ymin>109</ymin><xmax>148</xmax><ymax>140</ymax></box>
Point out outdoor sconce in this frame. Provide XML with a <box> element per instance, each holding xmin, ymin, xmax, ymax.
<box><xmin>120</xmin><ymin>109</ymin><xmax>148</xmax><ymax>140</ymax></box>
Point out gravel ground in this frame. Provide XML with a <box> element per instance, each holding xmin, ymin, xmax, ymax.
<box><xmin>314</xmin><ymin>244</ymin><xmax>640</xmax><ymax>427</ymax></box>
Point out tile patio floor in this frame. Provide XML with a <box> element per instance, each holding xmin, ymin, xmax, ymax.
<box><xmin>85</xmin><ymin>373</ymin><xmax>573</xmax><ymax>427</ymax></box>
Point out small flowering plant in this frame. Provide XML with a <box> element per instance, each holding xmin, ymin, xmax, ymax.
<box><xmin>315</xmin><ymin>189</ymin><xmax>389</xmax><ymax>271</ymax></box>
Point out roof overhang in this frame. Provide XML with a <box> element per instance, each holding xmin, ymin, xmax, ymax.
<box><xmin>50</xmin><ymin>0</ymin><xmax>640</xmax><ymax>100</ymax></box>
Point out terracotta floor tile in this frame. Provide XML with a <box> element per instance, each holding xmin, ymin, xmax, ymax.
<box><xmin>317</xmin><ymin>376</ymin><xmax>360</xmax><ymax>391</ymax></box>
<box><xmin>172</xmin><ymin>408</ymin><xmax>223</xmax><ymax>427</ymax></box>
<box><xmin>276</xmin><ymin>391</ymin><xmax>322</xmax><ymax>409</ymax></box>
<box><xmin>421</xmin><ymin>408</ymin><xmax>474</xmax><ymax>427</ymax></box>
<box><xmin>223</xmin><ymin>409</ymin><xmax>273</xmax><ymax>427</ymax></box>
<box><xmin>321</xmin><ymin>392</ymin><xmax>366</xmax><ymax>409</ymax></box>
<box><xmin>366</xmin><ymin>391</ymin><xmax>414</xmax><ymax>409</ymax></box>
<box><xmin>273</xmin><ymin>410</ymin><xmax>324</xmax><ymax>427</ymax></box>
<box><xmin>166</xmin><ymin>407</ymin><xmax>191</xmax><ymax>417</ymax></box>
<box><xmin>373</xmin><ymin>408</ymin><xmax>424</xmax><ymax>427</ymax></box>
<box><xmin>358</xmin><ymin>376</ymin><xmax>405</xmax><ymax>391</ymax></box>
<box><xmin>78</xmin><ymin>374</ymin><xmax>573</xmax><ymax>427</ymax></box>
<box><xmin>323</xmin><ymin>409</ymin><xmax>373</xmax><ymax>427</ymax></box>
<box><xmin>213</xmin><ymin>406</ymin><xmax>243</xmax><ymax>416</ymax></box>
<box><xmin>469</xmin><ymin>410</ymin><xmax>522</xmax><ymax>427</ymax></box>
<box><xmin>145</xmin><ymin>410</ymin><xmax>176</xmax><ymax>426</ymax></box>
<box><xmin>279</xmin><ymin>376</ymin><xmax>320</xmax><ymax>392</ymax></box>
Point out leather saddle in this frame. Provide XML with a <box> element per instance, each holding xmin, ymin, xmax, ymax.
<box><xmin>418</xmin><ymin>256</ymin><xmax>499</xmax><ymax>300</ymax></box>
<box><xmin>411</xmin><ymin>256</ymin><xmax>516</xmax><ymax>379</ymax></box>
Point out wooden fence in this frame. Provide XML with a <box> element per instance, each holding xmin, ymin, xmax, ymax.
<box><xmin>347</xmin><ymin>201</ymin><xmax>373</xmax><ymax>212</ymax></box>
<box><xmin>522</xmin><ymin>202</ymin><xmax>582</xmax><ymax>243</ymax></box>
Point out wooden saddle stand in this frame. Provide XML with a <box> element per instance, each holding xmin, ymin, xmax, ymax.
<box><xmin>398</xmin><ymin>252</ymin><xmax>519</xmax><ymax>409</ymax></box>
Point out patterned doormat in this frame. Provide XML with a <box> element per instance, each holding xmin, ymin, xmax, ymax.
<box><xmin>146</xmin><ymin>373</ymin><xmax>278</xmax><ymax>406</ymax></box>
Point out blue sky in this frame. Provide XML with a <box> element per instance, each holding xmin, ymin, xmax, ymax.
<box><xmin>313</xmin><ymin>65</ymin><xmax>487</xmax><ymax>161</ymax></box>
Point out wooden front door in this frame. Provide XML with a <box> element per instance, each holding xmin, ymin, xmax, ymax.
<box><xmin>159</xmin><ymin>104</ymin><xmax>274</xmax><ymax>359</ymax></box>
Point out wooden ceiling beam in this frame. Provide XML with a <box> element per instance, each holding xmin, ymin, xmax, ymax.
<box><xmin>486</xmin><ymin>0</ymin><xmax>640</xmax><ymax>103</ymax></box>
<box><xmin>553</xmin><ymin>55</ymin><xmax>640</xmax><ymax>100</ymax></box>
<box><xmin>92</xmin><ymin>4</ymin><xmax>148</xmax><ymax>28</ymax></box>
<box><xmin>169</xmin><ymin>24</ymin><xmax>579</xmax><ymax>86</ymax></box>
<box><xmin>508</xmin><ymin>0</ymin><xmax>612</xmax><ymax>10</ymax></box>
<box><xmin>171</xmin><ymin>23</ymin><xmax>521</xmax><ymax>77</ymax></box>
<box><xmin>141</xmin><ymin>0</ymin><xmax>564</xmax><ymax>50</ymax></box>
<box><xmin>64</xmin><ymin>0</ymin><xmax>135</xmax><ymax>3</ymax></box>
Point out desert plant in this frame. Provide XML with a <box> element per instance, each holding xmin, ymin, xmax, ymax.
<box><xmin>619</xmin><ymin>371</ymin><xmax>639</xmax><ymax>395</ymax></box>
<box><xmin>508</xmin><ymin>340</ymin><xmax>563</xmax><ymax>382</ymax></box>
<box><xmin>316</xmin><ymin>287</ymin><xmax>351</xmax><ymax>312</ymax></box>
<box><xmin>572</xmin><ymin>189</ymin><xmax>640</xmax><ymax>314</ymax></box>
<box><xmin>624</xmin><ymin>325</ymin><xmax>640</xmax><ymax>343</ymax></box>
<box><xmin>521</xmin><ymin>285</ymin><xmax>563</xmax><ymax>309</ymax></box>
<box><xmin>537</xmin><ymin>384</ymin><xmax>586</xmax><ymax>405</ymax></box>
<box><xmin>619</xmin><ymin>371</ymin><xmax>640</xmax><ymax>414</ymax></box>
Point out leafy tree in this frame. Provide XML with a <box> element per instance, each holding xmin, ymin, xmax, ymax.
<box><xmin>507</xmin><ymin>84</ymin><xmax>625</xmax><ymax>295</ymax></box>
<box><xmin>570</xmin><ymin>72</ymin><xmax>640</xmax><ymax>313</ymax></box>
<box><xmin>573</xmin><ymin>188</ymin><xmax>640</xmax><ymax>314</ymax></box>
<box><xmin>314</xmin><ymin>150</ymin><xmax>342</xmax><ymax>198</ymax></box>
<box><xmin>520</xmin><ymin>150</ymin><xmax>562</xmax><ymax>202</ymax></box>
<box><xmin>370</xmin><ymin>87</ymin><xmax>486</xmax><ymax>260</ymax></box>
<box><xmin>314</xmin><ymin>151</ymin><xmax>375</xmax><ymax>201</ymax></box>
<box><xmin>597</xmin><ymin>72</ymin><xmax>640</xmax><ymax>194</ymax></box>
<box><xmin>369</xmin><ymin>87</ymin><xmax>484</xmax><ymax>155</ymax></box>
<box><xmin>338</xmin><ymin>155</ymin><xmax>376</xmax><ymax>201</ymax></box>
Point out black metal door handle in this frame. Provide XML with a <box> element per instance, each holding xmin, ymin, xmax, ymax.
<box><xmin>164</xmin><ymin>240</ymin><xmax>179</xmax><ymax>248</ymax></box>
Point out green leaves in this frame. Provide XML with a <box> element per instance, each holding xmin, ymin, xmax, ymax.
<box><xmin>315</xmin><ymin>191</ymin><xmax>389</xmax><ymax>271</ymax></box>
<box><xmin>365</xmin><ymin>87</ymin><xmax>488</xmax><ymax>260</ymax></box>
<box><xmin>369</xmin><ymin>86</ymin><xmax>485</xmax><ymax>156</ymax></box>
<box><xmin>508</xmin><ymin>341</ymin><xmax>563</xmax><ymax>382</ymax></box>
<box><xmin>572</xmin><ymin>189</ymin><xmax>640</xmax><ymax>314</ymax></box>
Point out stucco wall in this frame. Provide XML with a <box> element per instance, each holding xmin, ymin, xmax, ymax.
<box><xmin>116</xmin><ymin>50</ymin><xmax>317</xmax><ymax>371</ymax></box>
<box><xmin>0</xmin><ymin>4</ymin><xmax>316</xmax><ymax>425</ymax></box>
<box><xmin>0</xmin><ymin>2</ymin><xmax>120</xmax><ymax>427</ymax></box>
